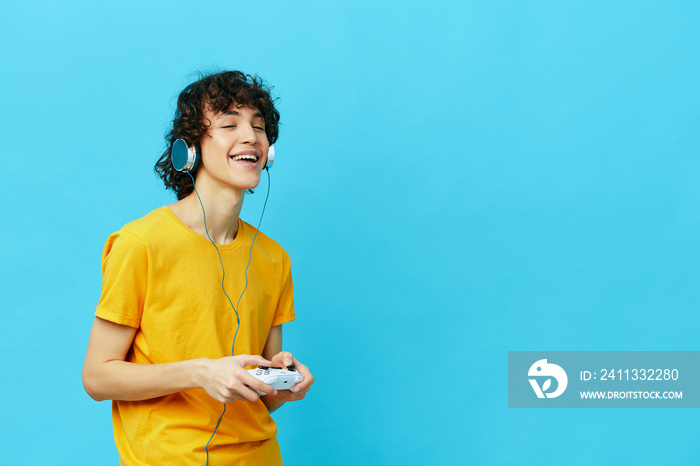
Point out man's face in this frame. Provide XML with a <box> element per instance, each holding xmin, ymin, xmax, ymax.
<box><xmin>197</xmin><ymin>103</ymin><xmax>270</xmax><ymax>192</ymax></box>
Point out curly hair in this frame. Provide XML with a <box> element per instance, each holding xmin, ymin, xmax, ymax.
<box><xmin>154</xmin><ymin>71</ymin><xmax>280</xmax><ymax>199</ymax></box>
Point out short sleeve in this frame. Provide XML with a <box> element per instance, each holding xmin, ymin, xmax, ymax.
<box><xmin>95</xmin><ymin>231</ymin><xmax>149</xmax><ymax>328</ymax></box>
<box><xmin>271</xmin><ymin>250</ymin><xmax>295</xmax><ymax>327</ymax></box>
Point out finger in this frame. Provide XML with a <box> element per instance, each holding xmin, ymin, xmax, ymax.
<box><xmin>220</xmin><ymin>384</ymin><xmax>253</xmax><ymax>403</ymax></box>
<box><xmin>291</xmin><ymin>357</ymin><xmax>309</xmax><ymax>372</ymax></box>
<box><xmin>294</xmin><ymin>359</ymin><xmax>313</xmax><ymax>380</ymax></box>
<box><xmin>240</xmin><ymin>354</ymin><xmax>273</xmax><ymax>367</ymax></box>
<box><xmin>288</xmin><ymin>388</ymin><xmax>308</xmax><ymax>401</ymax></box>
<box><xmin>286</xmin><ymin>358</ymin><xmax>312</xmax><ymax>392</ymax></box>
<box><xmin>242</xmin><ymin>372</ymin><xmax>277</xmax><ymax>396</ymax></box>
<box><xmin>236</xmin><ymin>384</ymin><xmax>263</xmax><ymax>402</ymax></box>
<box><xmin>293</xmin><ymin>381</ymin><xmax>312</xmax><ymax>393</ymax></box>
<box><xmin>294</xmin><ymin>375</ymin><xmax>314</xmax><ymax>393</ymax></box>
<box><xmin>270</xmin><ymin>352</ymin><xmax>294</xmax><ymax>368</ymax></box>
<box><xmin>293</xmin><ymin>375</ymin><xmax>313</xmax><ymax>393</ymax></box>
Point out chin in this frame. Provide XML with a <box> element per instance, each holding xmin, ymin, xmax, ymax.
<box><xmin>229</xmin><ymin>174</ymin><xmax>262</xmax><ymax>192</ymax></box>
<box><xmin>239</xmin><ymin>181</ymin><xmax>262</xmax><ymax>192</ymax></box>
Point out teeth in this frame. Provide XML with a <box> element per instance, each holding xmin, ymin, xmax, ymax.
<box><xmin>231</xmin><ymin>154</ymin><xmax>258</xmax><ymax>161</ymax></box>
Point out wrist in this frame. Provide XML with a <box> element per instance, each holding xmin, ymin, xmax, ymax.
<box><xmin>191</xmin><ymin>358</ymin><xmax>210</xmax><ymax>390</ymax></box>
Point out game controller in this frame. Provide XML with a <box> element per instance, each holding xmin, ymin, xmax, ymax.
<box><xmin>247</xmin><ymin>365</ymin><xmax>304</xmax><ymax>395</ymax></box>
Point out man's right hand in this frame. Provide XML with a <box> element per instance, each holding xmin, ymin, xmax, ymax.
<box><xmin>199</xmin><ymin>355</ymin><xmax>278</xmax><ymax>403</ymax></box>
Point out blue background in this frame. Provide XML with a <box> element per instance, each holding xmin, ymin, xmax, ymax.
<box><xmin>2</xmin><ymin>1</ymin><xmax>699</xmax><ymax>464</ymax></box>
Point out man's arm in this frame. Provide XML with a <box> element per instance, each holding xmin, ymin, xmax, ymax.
<box><xmin>82</xmin><ymin>317</ymin><xmax>276</xmax><ymax>402</ymax></box>
<box><xmin>260</xmin><ymin>325</ymin><xmax>314</xmax><ymax>413</ymax></box>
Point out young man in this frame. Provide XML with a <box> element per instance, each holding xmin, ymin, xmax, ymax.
<box><xmin>83</xmin><ymin>71</ymin><xmax>313</xmax><ymax>465</ymax></box>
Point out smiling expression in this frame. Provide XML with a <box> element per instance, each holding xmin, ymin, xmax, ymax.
<box><xmin>196</xmin><ymin>103</ymin><xmax>270</xmax><ymax>193</ymax></box>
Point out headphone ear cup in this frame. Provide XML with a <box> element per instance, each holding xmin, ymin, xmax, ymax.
<box><xmin>265</xmin><ymin>145</ymin><xmax>275</xmax><ymax>169</ymax></box>
<box><xmin>171</xmin><ymin>139</ymin><xmax>200</xmax><ymax>172</ymax></box>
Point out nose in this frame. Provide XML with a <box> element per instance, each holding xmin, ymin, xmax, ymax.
<box><xmin>239</xmin><ymin>123</ymin><xmax>258</xmax><ymax>144</ymax></box>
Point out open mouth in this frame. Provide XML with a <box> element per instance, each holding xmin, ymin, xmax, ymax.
<box><xmin>230</xmin><ymin>154</ymin><xmax>259</xmax><ymax>163</ymax></box>
<box><xmin>231</xmin><ymin>154</ymin><xmax>258</xmax><ymax>162</ymax></box>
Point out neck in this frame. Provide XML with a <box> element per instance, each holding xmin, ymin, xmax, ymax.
<box><xmin>173</xmin><ymin>184</ymin><xmax>245</xmax><ymax>245</ymax></box>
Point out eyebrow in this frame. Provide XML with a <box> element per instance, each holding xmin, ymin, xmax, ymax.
<box><xmin>220</xmin><ymin>110</ymin><xmax>265</xmax><ymax>119</ymax></box>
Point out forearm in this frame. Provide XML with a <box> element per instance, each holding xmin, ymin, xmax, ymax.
<box><xmin>84</xmin><ymin>312</ymin><xmax>278</xmax><ymax>404</ymax></box>
<box><xmin>83</xmin><ymin>358</ymin><xmax>205</xmax><ymax>402</ymax></box>
<box><xmin>261</xmin><ymin>394</ymin><xmax>285</xmax><ymax>413</ymax></box>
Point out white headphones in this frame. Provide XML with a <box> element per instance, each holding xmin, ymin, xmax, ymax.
<box><xmin>170</xmin><ymin>139</ymin><xmax>275</xmax><ymax>172</ymax></box>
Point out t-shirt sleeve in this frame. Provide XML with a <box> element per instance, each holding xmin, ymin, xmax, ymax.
<box><xmin>95</xmin><ymin>231</ymin><xmax>148</xmax><ymax>328</ymax></box>
<box><xmin>271</xmin><ymin>250</ymin><xmax>295</xmax><ymax>327</ymax></box>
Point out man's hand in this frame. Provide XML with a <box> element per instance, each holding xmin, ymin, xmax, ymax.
<box><xmin>266</xmin><ymin>352</ymin><xmax>314</xmax><ymax>402</ymax></box>
<box><xmin>199</xmin><ymin>355</ymin><xmax>278</xmax><ymax>403</ymax></box>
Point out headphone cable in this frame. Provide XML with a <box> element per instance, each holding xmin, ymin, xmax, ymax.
<box><xmin>187</xmin><ymin>168</ymin><xmax>272</xmax><ymax>465</ymax></box>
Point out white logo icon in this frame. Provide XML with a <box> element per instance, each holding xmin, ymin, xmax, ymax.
<box><xmin>528</xmin><ymin>359</ymin><xmax>568</xmax><ymax>398</ymax></box>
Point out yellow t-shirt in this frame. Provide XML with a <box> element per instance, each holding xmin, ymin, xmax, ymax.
<box><xmin>95</xmin><ymin>206</ymin><xmax>295</xmax><ymax>465</ymax></box>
